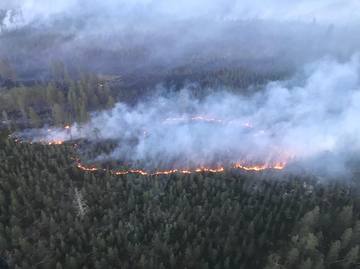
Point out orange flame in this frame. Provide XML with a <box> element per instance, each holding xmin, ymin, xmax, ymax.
<box><xmin>47</xmin><ymin>140</ymin><xmax>64</xmax><ymax>145</ymax></box>
<box><xmin>76</xmin><ymin>160</ymin><xmax>285</xmax><ymax>176</ymax></box>
<box><xmin>234</xmin><ymin>162</ymin><xmax>286</xmax><ymax>171</ymax></box>
<box><xmin>13</xmin><ymin>122</ymin><xmax>288</xmax><ymax>176</ymax></box>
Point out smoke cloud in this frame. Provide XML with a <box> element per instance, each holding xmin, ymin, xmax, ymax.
<box><xmin>22</xmin><ymin>55</ymin><xmax>360</xmax><ymax>175</ymax></box>
<box><xmin>2</xmin><ymin>0</ymin><xmax>360</xmax><ymax>25</ymax></box>
<box><xmin>5</xmin><ymin>1</ymin><xmax>360</xmax><ymax>175</ymax></box>
<box><xmin>1</xmin><ymin>0</ymin><xmax>360</xmax><ymax>79</ymax></box>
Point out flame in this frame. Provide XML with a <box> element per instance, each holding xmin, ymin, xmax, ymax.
<box><xmin>47</xmin><ymin>140</ymin><xmax>64</xmax><ymax>145</ymax></box>
<box><xmin>76</xmin><ymin>159</ymin><xmax>285</xmax><ymax>176</ymax></box>
<box><xmin>13</xmin><ymin>121</ymin><xmax>288</xmax><ymax>176</ymax></box>
<box><xmin>41</xmin><ymin>125</ymin><xmax>70</xmax><ymax>145</ymax></box>
<box><xmin>234</xmin><ymin>162</ymin><xmax>286</xmax><ymax>171</ymax></box>
<box><xmin>273</xmin><ymin>162</ymin><xmax>287</xmax><ymax>170</ymax></box>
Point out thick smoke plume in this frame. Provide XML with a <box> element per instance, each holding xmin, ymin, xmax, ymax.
<box><xmin>22</xmin><ymin>56</ymin><xmax>360</xmax><ymax>175</ymax></box>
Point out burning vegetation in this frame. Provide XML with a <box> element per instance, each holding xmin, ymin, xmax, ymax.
<box><xmin>13</xmin><ymin>118</ymin><xmax>289</xmax><ymax>177</ymax></box>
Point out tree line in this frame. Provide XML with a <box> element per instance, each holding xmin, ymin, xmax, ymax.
<box><xmin>0</xmin><ymin>134</ymin><xmax>359</xmax><ymax>268</ymax></box>
<box><xmin>0</xmin><ymin>60</ymin><xmax>287</xmax><ymax>131</ymax></box>
<box><xmin>0</xmin><ymin>69</ymin><xmax>115</xmax><ymax>130</ymax></box>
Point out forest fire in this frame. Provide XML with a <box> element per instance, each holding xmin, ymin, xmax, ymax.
<box><xmin>13</xmin><ymin>122</ymin><xmax>289</xmax><ymax>176</ymax></box>
<box><xmin>14</xmin><ymin>136</ymin><xmax>287</xmax><ymax>175</ymax></box>
<box><xmin>76</xmin><ymin>159</ymin><xmax>286</xmax><ymax>176</ymax></box>
<box><xmin>47</xmin><ymin>140</ymin><xmax>64</xmax><ymax>145</ymax></box>
<box><xmin>234</xmin><ymin>162</ymin><xmax>286</xmax><ymax>171</ymax></box>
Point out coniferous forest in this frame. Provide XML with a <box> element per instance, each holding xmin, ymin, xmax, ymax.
<box><xmin>2</xmin><ymin>1</ymin><xmax>360</xmax><ymax>269</ymax></box>
<box><xmin>1</xmin><ymin>135</ymin><xmax>360</xmax><ymax>269</ymax></box>
<box><xmin>1</xmin><ymin>66</ymin><xmax>360</xmax><ymax>268</ymax></box>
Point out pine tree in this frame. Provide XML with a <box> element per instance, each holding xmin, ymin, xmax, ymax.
<box><xmin>299</xmin><ymin>258</ymin><xmax>312</xmax><ymax>269</ymax></box>
<box><xmin>286</xmin><ymin>247</ymin><xmax>299</xmax><ymax>266</ymax></box>
<box><xmin>77</xmin><ymin>100</ymin><xmax>89</xmax><ymax>123</ymax></box>
<box><xmin>106</xmin><ymin>96</ymin><xmax>115</xmax><ymax>109</ymax></box>
<box><xmin>28</xmin><ymin>107</ymin><xmax>41</xmax><ymax>128</ymax></box>
<box><xmin>340</xmin><ymin>228</ymin><xmax>353</xmax><ymax>250</ymax></box>
<box><xmin>326</xmin><ymin>240</ymin><xmax>341</xmax><ymax>264</ymax></box>
<box><xmin>343</xmin><ymin>245</ymin><xmax>359</xmax><ymax>269</ymax></box>
<box><xmin>46</xmin><ymin>83</ymin><xmax>57</xmax><ymax>105</ymax></box>
<box><xmin>52</xmin><ymin>103</ymin><xmax>65</xmax><ymax>125</ymax></box>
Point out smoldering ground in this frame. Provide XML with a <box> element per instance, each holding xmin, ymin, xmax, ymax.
<box><xmin>18</xmin><ymin>55</ymin><xmax>360</xmax><ymax>176</ymax></box>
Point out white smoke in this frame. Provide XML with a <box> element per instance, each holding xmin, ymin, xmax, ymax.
<box><xmin>2</xmin><ymin>0</ymin><xmax>360</xmax><ymax>80</ymax></box>
<box><xmin>2</xmin><ymin>0</ymin><xmax>360</xmax><ymax>25</ymax></box>
<box><xmin>22</xmin><ymin>55</ymin><xmax>360</xmax><ymax>174</ymax></box>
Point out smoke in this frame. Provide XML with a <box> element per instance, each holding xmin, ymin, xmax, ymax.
<box><xmin>22</xmin><ymin>55</ymin><xmax>360</xmax><ymax>175</ymax></box>
<box><xmin>5</xmin><ymin>2</ymin><xmax>360</xmax><ymax>175</ymax></box>
<box><xmin>1</xmin><ymin>0</ymin><xmax>360</xmax><ymax>79</ymax></box>
<box><xmin>2</xmin><ymin>0</ymin><xmax>360</xmax><ymax>25</ymax></box>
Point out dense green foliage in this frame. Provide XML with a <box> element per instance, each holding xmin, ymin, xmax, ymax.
<box><xmin>1</xmin><ymin>135</ymin><xmax>360</xmax><ymax>269</ymax></box>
